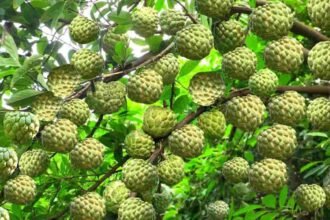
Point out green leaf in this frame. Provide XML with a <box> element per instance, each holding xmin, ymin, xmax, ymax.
<box><xmin>306</xmin><ymin>132</ymin><xmax>328</xmax><ymax>138</ymax></box>
<box><xmin>30</xmin><ymin>0</ymin><xmax>50</xmax><ymax>8</ymax></box>
<box><xmin>40</xmin><ymin>1</ymin><xmax>65</xmax><ymax>24</ymax></box>
<box><xmin>279</xmin><ymin>186</ymin><xmax>288</xmax><ymax>208</ymax></box>
<box><xmin>244</xmin><ymin>151</ymin><xmax>254</xmax><ymax>162</ymax></box>
<box><xmin>233</xmin><ymin>205</ymin><xmax>263</xmax><ymax>216</ymax></box>
<box><xmin>173</xmin><ymin>95</ymin><xmax>190</xmax><ymax>114</ymax></box>
<box><xmin>262</xmin><ymin>194</ymin><xmax>276</xmax><ymax>209</ymax></box>
<box><xmin>7</xmin><ymin>89</ymin><xmax>45</xmax><ymax>107</ymax></box>
<box><xmin>260</xmin><ymin>213</ymin><xmax>279</xmax><ymax>220</ymax></box>
<box><xmin>2</xmin><ymin>31</ymin><xmax>20</xmax><ymax>66</ymax></box>
<box><xmin>0</xmin><ymin>57</ymin><xmax>21</xmax><ymax>67</ymax></box>
<box><xmin>108</xmin><ymin>11</ymin><xmax>132</xmax><ymax>25</ymax></box>
<box><xmin>179</xmin><ymin>60</ymin><xmax>200</xmax><ymax>78</ymax></box>
<box><xmin>303</xmin><ymin>163</ymin><xmax>327</xmax><ymax>179</ymax></box>
<box><xmin>146</xmin><ymin>35</ymin><xmax>163</xmax><ymax>52</ymax></box>
<box><xmin>300</xmin><ymin>161</ymin><xmax>322</xmax><ymax>173</ymax></box>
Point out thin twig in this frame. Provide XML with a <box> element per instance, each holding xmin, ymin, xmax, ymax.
<box><xmin>87</xmin><ymin>114</ymin><xmax>104</xmax><ymax>138</ymax></box>
<box><xmin>170</xmin><ymin>82</ymin><xmax>175</xmax><ymax>109</ymax></box>
<box><xmin>173</xmin><ymin>0</ymin><xmax>198</xmax><ymax>24</ymax></box>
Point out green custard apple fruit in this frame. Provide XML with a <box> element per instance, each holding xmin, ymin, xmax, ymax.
<box><xmin>197</xmin><ymin>109</ymin><xmax>226</xmax><ymax>139</ymax></box>
<box><xmin>103</xmin><ymin>180</ymin><xmax>131</xmax><ymax>213</ymax></box>
<box><xmin>307</xmin><ymin>97</ymin><xmax>330</xmax><ymax>131</ymax></box>
<box><xmin>132</xmin><ymin>7</ymin><xmax>159</xmax><ymax>38</ymax></box>
<box><xmin>157</xmin><ymin>155</ymin><xmax>185</xmax><ymax>186</ymax></box>
<box><xmin>0</xmin><ymin>147</ymin><xmax>18</xmax><ymax>180</ymax></box>
<box><xmin>124</xmin><ymin>130</ymin><xmax>155</xmax><ymax>159</ymax></box>
<box><xmin>142</xmin><ymin>106</ymin><xmax>177</xmax><ymax>138</ymax></box>
<box><xmin>0</xmin><ymin>207</ymin><xmax>10</xmax><ymax>220</ymax></box>
<box><xmin>19</xmin><ymin>149</ymin><xmax>49</xmax><ymax>177</ymax></box>
<box><xmin>176</xmin><ymin>24</ymin><xmax>214</xmax><ymax>60</ymax></box>
<box><xmin>196</xmin><ymin>0</ymin><xmax>233</xmax><ymax>18</ymax></box>
<box><xmin>31</xmin><ymin>93</ymin><xmax>62</xmax><ymax>122</ymax></box>
<box><xmin>160</xmin><ymin>9</ymin><xmax>186</xmax><ymax>35</ymax></box>
<box><xmin>295</xmin><ymin>184</ymin><xmax>326</xmax><ymax>212</ymax></box>
<box><xmin>222</xmin><ymin>47</ymin><xmax>257</xmax><ymax>80</ymax></box>
<box><xmin>206</xmin><ymin>200</ymin><xmax>229</xmax><ymax>220</ymax></box>
<box><xmin>149</xmin><ymin>53</ymin><xmax>179</xmax><ymax>85</ymax></box>
<box><xmin>103</xmin><ymin>27</ymin><xmax>129</xmax><ymax>55</ymax></box>
<box><xmin>308</xmin><ymin>41</ymin><xmax>330</xmax><ymax>80</ymax></box>
<box><xmin>222</xmin><ymin>157</ymin><xmax>249</xmax><ymax>184</ymax></box>
<box><xmin>69</xmin><ymin>16</ymin><xmax>99</xmax><ymax>44</ymax></box>
<box><xmin>71</xmin><ymin>49</ymin><xmax>104</xmax><ymax>79</ymax></box>
<box><xmin>268</xmin><ymin>91</ymin><xmax>306</xmax><ymax>127</ymax></box>
<box><xmin>189</xmin><ymin>72</ymin><xmax>225</xmax><ymax>106</ymax></box>
<box><xmin>4</xmin><ymin>175</ymin><xmax>36</xmax><ymax>205</ymax></box>
<box><xmin>3</xmin><ymin>111</ymin><xmax>39</xmax><ymax>145</ymax></box>
<box><xmin>248</xmin><ymin>68</ymin><xmax>278</xmax><ymax>97</ymax></box>
<box><xmin>118</xmin><ymin>197</ymin><xmax>156</xmax><ymax>220</ymax></box>
<box><xmin>307</xmin><ymin>0</ymin><xmax>330</xmax><ymax>32</ymax></box>
<box><xmin>169</xmin><ymin>124</ymin><xmax>205</xmax><ymax>158</ymax></box>
<box><xmin>41</xmin><ymin>119</ymin><xmax>78</xmax><ymax>153</ymax></box>
<box><xmin>257</xmin><ymin>124</ymin><xmax>297</xmax><ymax>161</ymax></box>
<box><xmin>58</xmin><ymin>99</ymin><xmax>90</xmax><ymax>126</ymax></box>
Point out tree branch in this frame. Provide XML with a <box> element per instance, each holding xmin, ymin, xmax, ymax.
<box><xmin>87</xmin><ymin>114</ymin><xmax>104</xmax><ymax>138</ymax></box>
<box><xmin>173</xmin><ymin>0</ymin><xmax>198</xmax><ymax>24</ymax></box>
<box><xmin>170</xmin><ymin>82</ymin><xmax>175</xmax><ymax>110</ymax></box>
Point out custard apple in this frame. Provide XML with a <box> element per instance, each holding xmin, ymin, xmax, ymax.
<box><xmin>214</xmin><ymin>20</ymin><xmax>246</xmax><ymax>53</ymax></box>
<box><xmin>41</xmin><ymin>119</ymin><xmax>78</xmax><ymax>153</ymax></box>
<box><xmin>197</xmin><ymin>110</ymin><xmax>226</xmax><ymax>139</ymax></box>
<box><xmin>264</xmin><ymin>37</ymin><xmax>304</xmax><ymax>73</ymax></box>
<box><xmin>0</xmin><ymin>147</ymin><xmax>17</xmax><ymax>180</ymax></box>
<box><xmin>222</xmin><ymin>157</ymin><xmax>249</xmax><ymax>184</ymax></box>
<box><xmin>19</xmin><ymin>149</ymin><xmax>49</xmax><ymax>177</ymax></box>
<box><xmin>224</xmin><ymin>95</ymin><xmax>266</xmax><ymax>131</ymax></box>
<box><xmin>122</xmin><ymin>158</ymin><xmax>159</xmax><ymax>193</ymax></box>
<box><xmin>169</xmin><ymin>124</ymin><xmax>205</xmax><ymax>158</ymax></box>
<box><xmin>86</xmin><ymin>81</ymin><xmax>126</xmax><ymax>114</ymax></box>
<box><xmin>69</xmin><ymin>16</ymin><xmax>99</xmax><ymax>44</ymax></box>
<box><xmin>152</xmin><ymin>185</ymin><xmax>172</xmax><ymax>214</ymax></box>
<box><xmin>248</xmin><ymin>68</ymin><xmax>278</xmax><ymax>97</ymax></box>
<box><xmin>70</xmin><ymin>138</ymin><xmax>104</xmax><ymax>169</ymax></box>
<box><xmin>0</xmin><ymin>207</ymin><xmax>9</xmax><ymax>220</ymax></box>
<box><xmin>189</xmin><ymin>72</ymin><xmax>225</xmax><ymax>106</ymax></box>
<box><xmin>149</xmin><ymin>53</ymin><xmax>179</xmax><ymax>85</ymax></box>
<box><xmin>307</xmin><ymin>97</ymin><xmax>330</xmax><ymax>131</ymax></box>
<box><xmin>103</xmin><ymin>180</ymin><xmax>131</xmax><ymax>213</ymax></box>
<box><xmin>160</xmin><ymin>9</ymin><xmax>186</xmax><ymax>35</ymax></box>
<box><xmin>249</xmin><ymin>158</ymin><xmax>288</xmax><ymax>193</ymax></box>
<box><xmin>222</xmin><ymin>47</ymin><xmax>257</xmax><ymax>80</ymax></box>
<box><xmin>3</xmin><ymin>111</ymin><xmax>39</xmax><ymax>145</ymax></box>
<box><xmin>132</xmin><ymin>7</ymin><xmax>158</xmax><ymax>38</ymax></box>
<box><xmin>308</xmin><ymin>41</ymin><xmax>330</xmax><ymax>80</ymax></box>
<box><xmin>4</xmin><ymin>175</ymin><xmax>36</xmax><ymax>204</ymax></box>
<box><xmin>31</xmin><ymin>93</ymin><xmax>62</xmax><ymax>122</ymax></box>
<box><xmin>196</xmin><ymin>0</ymin><xmax>233</xmax><ymax>18</ymax></box>
<box><xmin>71</xmin><ymin>49</ymin><xmax>104</xmax><ymax>79</ymax></box>
<box><xmin>268</xmin><ymin>91</ymin><xmax>306</xmax><ymax>126</ymax></box>
<box><xmin>176</xmin><ymin>24</ymin><xmax>214</xmax><ymax>60</ymax></box>
<box><xmin>257</xmin><ymin>124</ymin><xmax>297</xmax><ymax>161</ymax></box>
<box><xmin>103</xmin><ymin>27</ymin><xmax>129</xmax><ymax>55</ymax></box>
<box><xmin>157</xmin><ymin>155</ymin><xmax>185</xmax><ymax>186</ymax></box>
<box><xmin>307</xmin><ymin>0</ymin><xmax>330</xmax><ymax>32</ymax></box>
<box><xmin>324</xmin><ymin>185</ymin><xmax>330</xmax><ymax>208</ymax></box>
<box><xmin>47</xmin><ymin>64</ymin><xmax>81</xmax><ymax>98</ymax></box>
<box><xmin>118</xmin><ymin>197</ymin><xmax>156</xmax><ymax>220</ymax></box>
<box><xmin>58</xmin><ymin>99</ymin><xmax>90</xmax><ymax>126</ymax></box>
<box><xmin>70</xmin><ymin>192</ymin><xmax>106</xmax><ymax>220</ymax></box>
<box><xmin>124</xmin><ymin>130</ymin><xmax>155</xmax><ymax>159</ymax></box>
<box><xmin>206</xmin><ymin>200</ymin><xmax>229</xmax><ymax>220</ymax></box>
<box><xmin>295</xmin><ymin>184</ymin><xmax>326</xmax><ymax>212</ymax></box>
<box><xmin>249</xmin><ymin>2</ymin><xmax>294</xmax><ymax>40</ymax></box>
<box><xmin>127</xmin><ymin>69</ymin><xmax>163</xmax><ymax>104</ymax></box>
<box><xmin>142</xmin><ymin>106</ymin><xmax>177</xmax><ymax>138</ymax></box>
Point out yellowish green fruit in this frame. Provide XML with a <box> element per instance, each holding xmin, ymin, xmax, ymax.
<box><xmin>308</xmin><ymin>41</ymin><xmax>330</xmax><ymax>80</ymax></box>
<box><xmin>103</xmin><ymin>28</ymin><xmax>129</xmax><ymax>55</ymax></box>
<box><xmin>307</xmin><ymin>97</ymin><xmax>330</xmax><ymax>131</ymax></box>
<box><xmin>152</xmin><ymin>185</ymin><xmax>172</xmax><ymax>214</ymax></box>
<box><xmin>0</xmin><ymin>147</ymin><xmax>18</xmax><ymax>180</ymax></box>
<box><xmin>222</xmin><ymin>157</ymin><xmax>249</xmax><ymax>184</ymax></box>
<box><xmin>132</xmin><ymin>7</ymin><xmax>159</xmax><ymax>38</ymax></box>
<box><xmin>71</xmin><ymin>49</ymin><xmax>104</xmax><ymax>79</ymax></box>
<box><xmin>4</xmin><ymin>175</ymin><xmax>36</xmax><ymax>205</ymax></box>
<box><xmin>295</xmin><ymin>184</ymin><xmax>326</xmax><ymax>212</ymax></box>
<box><xmin>31</xmin><ymin>93</ymin><xmax>62</xmax><ymax>122</ymax></box>
<box><xmin>58</xmin><ymin>99</ymin><xmax>90</xmax><ymax>126</ymax></box>
<box><xmin>157</xmin><ymin>155</ymin><xmax>185</xmax><ymax>186</ymax></box>
<box><xmin>160</xmin><ymin>9</ymin><xmax>186</xmax><ymax>35</ymax></box>
<box><xmin>124</xmin><ymin>130</ymin><xmax>155</xmax><ymax>159</ymax></box>
<box><xmin>118</xmin><ymin>197</ymin><xmax>156</xmax><ymax>220</ymax></box>
<box><xmin>307</xmin><ymin>0</ymin><xmax>330</xmax><ymax>32</ymax></box>
<box><xmin>197</xmin><ymin>110</ymin><xmax>226</xmax><ymax>139</ymax></box>
<box><xmin>149</xmin><ymin>53</ymin><xmax>179</xmax><ymax>85</ymax></box>
<box><xmin>196</xmin><ymin>0</ymin><xmax>233</xmax><ymax>18</ymax></box>
<box><xmin>206</xmin><ymin>200</ymin><xmax>229</xmax><ymax>220</ymax></box>
<box><xmin>69</xmin><ymin>16</ymin><xmax>99</xmax><ymax>44</ymax></box>
<box><xmin>19</xmin><ymin>149</ymin><xmax>49</xmax><ymax>177</ymax></box>
<box><xmin>103</xmin><ymin>180</ymin><xmax>131</xmax><ymax>213</ymax></box>
<box><xmin>248</xmin><ymin>69</ymin><xmax>278</xmax><ymax>97</ymax></box>
<box><xmin>0</xmin><ymin>207</ymin><xmax>9</xmax><ymax>220</ymax></box>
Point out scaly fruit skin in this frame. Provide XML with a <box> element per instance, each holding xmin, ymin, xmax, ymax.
<box><xmin>47</xmin><ymin>65</ymin><xmax>81</xmax><ymax>98</ymax></box>
<box><xmin>127</xmin><ymin>69</ymin><xmax>163</xmax><ymax>104</ymax></box>
<box><xmin>157</xmin><ymin>155</ymin><xmax>185</xmax><ymax>186</ymax></box>
<box><xmin>222</xmin><ymin>157</ymin><xmax>249</xmax><ymax>184</ymax></box>
<box><xmin>142</xmin><ymin>106</ymin><xmax>177</xmax><ymax>138</ymax></box>
<box><xmin>3</xmin><ymin>111</ymin><xmax>39</xmax><ymax>145</ymax></box>
<box><xmin>307</xmin><ymin>0</ymin><xmax>330</xmax><ymax>32</ymax></box>
<box><xmin>103</xmin><ymin>180</ymin><xmax>131</xmax><ymax>213</ymax></box>
<box><xmin>264</xmin><ymin>37</ymin><xmax>304</xmax><ymax>73</ymax></box>
<box><xmin>122</xmin><ymin>159</ymin><xmax>159</xmax><ymax>193</ymax></box>
<box><xmin>249</xmin><ymin>158</ymin><xmax>288</xmax><ymax>194</ymax></box>
<box><xmin>70</xmin><ymin>138</ymin><xmax>105</xmax><ymax>169</ymax></box>
<box><xmin>206</xmin><ymin>200</ymin><xmax>229</xmax><ymax>220</ymax></box>
<box><xmin>118</xmin><ymin>197</ymin><xmax>156</xmax><ymax>220</ymax></box>
<box><xmin>0</xmin><ymin>147</ymin><xmax>18</xmax><ymax>179</ymax></box>
<box><xmin>4</xmin><ymin>175</ymin><xmax>36</xmax><ymax>205</ymax></box>
<box><xmin>198</xmin><ymin>110</ymin><xmax>226</xmax><ymax>139</ymax></box>
<box><xmin>295</xmin><ymin>184</ymin><xmax>326</xmax><ymax>212</ymax></box>
<box><xmin>0</xmin><ymin>207</ymin><xmax>9</xmax><ymax>220</ymax></box>
<box><xmin>176</xmin><ymin>24</ymin><xmax>214</xmax><ymax>60</ymax></box>
<box><xmin>71</xmin><ymin>49</ymin><xmax>104</xmax><ymax>79</ymax></box>
<box><xmin>257</xmin><ymin>124</ymin><xmax>297</xmax><ymax>161</ymax></box>
<box><xmin>268</xmin><ymin>91</ymin><xmax>306</xmax><ymax>127</ymax></box>
<box><xmin>248</xmin><ymin>69</ymin><xmax>278</xmax><ymax>97</ymax></box>
<box><xmin>103</xmin><ymin>28</ymin><xmax>129</xmax><ymax>55</ymax></box>
<box><xmin>160</xmin><ymin>9</ymin><xmax>186</xmax><ymax>35</ymax></box>
<box><xmin>19</xmin><ymin>149</ymin><xmax>49</xmax><ymax>177</ymax></box>
<box><xmin>189</xmin><ymin>72</ymin><xmax>225</xmax><ymax>106</ymax></box>
<box><xmin>152</xmin><ymin>185</ymin><xmax>172</xmax><ymax>214</ymax></box>
<box><xmin>169</xmin><ymin>124</ymin><xmax>205</xmax><ymax>158</ymax></box>
<box><xmin>249</xmin><ymin>2</ymin><xmax>294</xmax><ymax>40</ymax></box>
<box><xmin>86</xmin><ymin>81</ymin><xmax>126</xmax><ymax>114</ymax></box>
<box><xmin>41</xmin><ymin>119</ymin><xmax>78</xmax><ymax>153</ymax></box>
<box><xmin>70</xmin><ymin>192</ymin><xmax>106</xmax><ymax>220</ymax></box>
<box><xmin>214</xmin><ymin>20</ymin><xmax>246</xmax><ymax>53</ymax></box>
<box><xmin>225</xmin><ymin>95</ymin><xmax>265</xmax><ymax>131</ymax></box>
<box><xmin>58</xmin><ymin>99</ymin><xmax>90</xmax><ymax>126</ymax></box>
<box><xmin>124</xmin><ymin>130</ymin><xmax>155</xmax><ymax>159</ymax></box>
<box><xmin>31</xmin><ymin>93</ymin><xmax>62</xmax><ymax>122</ymax></box>
<box><xmin>308</xmin><ymin>41</ymin><xmax>330</xmax><ymax>80</ymax></box>
<box><xmin>222</xmin><ymin>47</ymin><xmax>257</xmax><ymax>80</ymax></box>
<box><xmin>307</xmin><ymin>97</ymin><xmax>330</xmax><ymax>131</ymax></box>
<box><xmin>196</xmin><ymin>0</ymin><xmax>232</xmax><ymax>18</ymax></box>
<box><xmin>149</xmin><ymin>53</ymin><xmax>179</xmax><ymax>85</ymax></box>
<box><xmin>69</xmin><ymin>16</ymin><xmax>99</xmax><ymax>44</ymax></box>
<box><xmin>132</xmin><ymin>7</ymin><xmax>158</xmax><ymax>38</ymax></box>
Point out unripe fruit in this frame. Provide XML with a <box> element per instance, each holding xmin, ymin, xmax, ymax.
<box><xmin>4</xmin><ymin>175</ymin><xmax>36</xmax><ymax>205</ymax></box>
<box><xmin>0</xmin><ymin>207</ymin><xmax>10</xmax><ymax>220</ymax></box>
<box><xmin>0</xmin><ymin>147</ymin><xmax>18</xmax><ymax>180</ymax></box>
<box><xmin>102</xmin><ymin>28</ymin><xmax>129</xmax><ymax>55</ymax></box>
<box><xmin>295</xmin><ymin>184</ymin><xmax>326</xmax><ymax>212</ymax></box>
<box><xmin>19</xmin><ymin>149</ymin><xmax>49</xmax><ymax>177</ymax></box>
<box><xmin>58</xmin><ymin>99</ymin><xmax>90</xmax><ymax>126</ymax></box>
<box><xmin>308</xmin><ymin>41</ymin><xmax>330</xmax><ymax>80</ymax></box>
<box><xmin>157</xmin><ymin>155</ymin><xmax>185</xmax><ymax>186</ymax></box>
<box><xmin>31</xmin><ymin>93</ymin><xmax>62</xmax><ymax>122</ymax></box>
<box><xmin>222</xmin><ymin>157</ymin><xmax>249</xmax><ymax>184</ymax></box>
<box><xmin>196</xmin><ymin>0</ymin><xmax>233</xmax><ymax>18</ymax></box>
<box><xmin>118</xmin><ymin>197</ymin><xmax>156</xmax><ymax>220</ymax></box>
<box><xmin>307</xmin><ymin>97</ymin><xmax>330</xmax><ymax>131</ymax></box>
<box><xmin>197</xmin><ymin>110</ymin><xmax>226</xmax><ymax>139</ymax></box>
<box><xmin>69</xmin><ymin>16</ymin><xmax>99</xmax><ymax>44</ymax></box>
<box><xmin>103</xmin><ymin>180</ymin><xmax>131</xmax><ymax>213</ymax></box>
<box><xmin>307</xmin><ymin>0</ymin><xmax>330</xmax><ymax>32</ymax></box>
<box><xmin>71</xmin><ymin>49</ymin><xmax>104</xmax><ymax>79</ymax></box>
<box><xmin>160</xmin><ymin>9</ymin><xmax>186</xmax><ymax>35</ymax></box>
<box><xmin>149</xmin><ymin>53</ymin><xmax>179</xmax><ymax>85</ymax></box>
<box><xmin>248</xmin><ymin>69</ymin><xmax>278</xmax><ymax>97</ymax></box>
<box><xmin>132</xmin><ymin>7</ymin><xmax>159</xmax><ymax>38</ymax></box>
<box><xmin>206</xmin><ymin>200</ymin><xmax>229</xmax><ymax>220</ymax></box>
<box><xmin>124</xmin><ymin>130</ymin><xmax>155</xmax><ymax>159</ymax></box>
